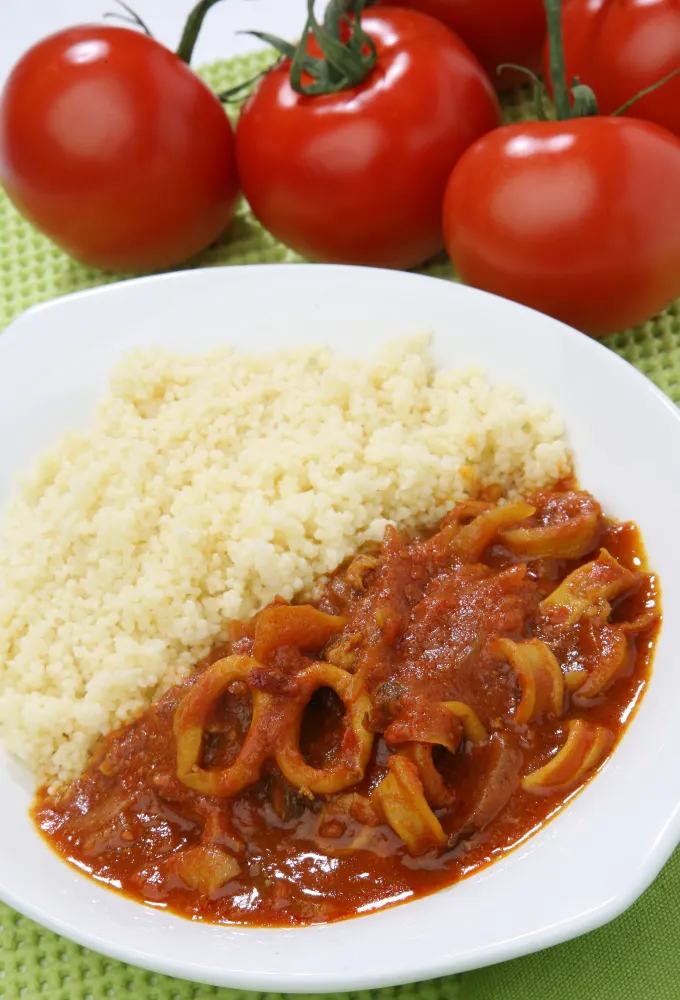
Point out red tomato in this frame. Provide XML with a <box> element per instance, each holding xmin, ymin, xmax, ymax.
<box><xmin>0</xmin><ymin>26</ymin><xmax>239</xmax><ymax>272</ymax></box>
<box><xmin>236</xmin><ymin>7</ymin><xmax>500</xmax><ymax>270</ymax></box>
<box><xmin>382</xmin><ymin>0</ymin><xmax>546</xmax><ymax>90</ymax></box>
<box><xmin>551</xmin><ymin>0</ymin><xmax>680</xmax><ymax>138</ymax></box>
<box><xmin>443</xmin><ymin>117</ymin><xmax>680</xmax><ymax>336</ymax></box>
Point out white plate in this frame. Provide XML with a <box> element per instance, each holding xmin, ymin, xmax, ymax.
<box><xmin>0</xmin><ymin>264</ymin><xmax>679</xmax><ymax>993</ymax></box>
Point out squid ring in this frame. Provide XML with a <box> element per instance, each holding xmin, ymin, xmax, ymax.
<box><xmin>174</xmin><ymin>655</ymin><xmax>274</xmax><ymax>797</ymax></box>
<box><xmin>399</xmin><ymin>743</ymin><xmax>453</xmax><ymax>808</ymax></box>
<box><xmin>275</xmin><ymin>662</ymin><xmax>374</xmax><ymax>795</ymax></box>
<box><xmin>489</xmin><ymin>638</ymin><xmax>564</xmax><ymax>724</ymax></box>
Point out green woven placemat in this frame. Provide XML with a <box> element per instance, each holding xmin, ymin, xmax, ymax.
<box><xmin>1</xmin><ymin>49</ymin><xmax>679</xmax><ymax>1000</ymax></box>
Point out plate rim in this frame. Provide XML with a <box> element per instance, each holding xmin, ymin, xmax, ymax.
<box><xmin>0</xmin><ymin>262</ymin><xmax>679</xmax><ymax>992</ymax></box>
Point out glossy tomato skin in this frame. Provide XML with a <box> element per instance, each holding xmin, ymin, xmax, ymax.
<box><xmin>551</xmin><ymin>0</ymin><xmax>680</xmax><ymax>138</ymax></box>
<box><xmin>382</xmin><ymin>0</ymin><xmax>546</xmax><ymax>90</ymax></box>
<box><xmin>0</xmin><ymin>26</ymin><xmax>239</xmax><ymax>272</ymax></box>
<box><xmin>236</xmin><ymin>8</ymin><xmax>500</xmax><ymax>270</ymax></box>
<box><xmin>443</xmin><ymin>117</ymin><xmax>680</xmax><ymax>336</ymax></box>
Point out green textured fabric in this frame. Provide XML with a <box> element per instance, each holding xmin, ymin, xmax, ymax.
<box><xmin>0</xmin><ymin>48</ymin><xmax>679</xmax><ymax>1000</ymax></box>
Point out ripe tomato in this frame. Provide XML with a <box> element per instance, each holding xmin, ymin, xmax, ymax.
<box><xmin>236</xmin><ymin>7</ymin><xmax>500</xmax><ymax>270</ymax></box>
<box><xmin>0</xmin><ymin>26</ymin><xmax>239</xmax><ymax>272</ymax></box>
<box><xmin>443</xmin><ymin>117</ymin><xmax>680</xmax><ymax>336</ymax></box>
<box><xmin>551</xmin><ymin>0</ymin><xmax>680</xmax><ymax>138</ymax></box>
<box><xmin>382</xmin><ymin>0</ymin><xmax>546</xmax><ymax>90</ymax></box>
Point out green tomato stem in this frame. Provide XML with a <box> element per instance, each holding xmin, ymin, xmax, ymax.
<box><xmin>612</xmin><ymin>65</ymin><xmax>680</xmax><ymax>116</ymax></box>
<box><xmin>176</xmin><ymin>0</ymin><xmax>226</xmax><ymax>65</ymax></box>
<box><xmin>543</xmin><ymin>0</ymin><xmax>571</xmax><ymax>121</ymax></box>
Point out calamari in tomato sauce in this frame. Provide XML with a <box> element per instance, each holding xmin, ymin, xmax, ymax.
<box><xmin>34</xmin><ymin>488</ymin><xmax>660</xmax><ymax>926</ymax></box>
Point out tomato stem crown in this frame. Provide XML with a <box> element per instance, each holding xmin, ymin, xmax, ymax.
<box><xmin>497</xmin><ymin>64</ymin><xmax>548</xmax><ymax>120</ymax></box>
<box><xmin>246</xmin><ymin>0</ymin><xmax>377</xmax><ymax>97</ymax></box>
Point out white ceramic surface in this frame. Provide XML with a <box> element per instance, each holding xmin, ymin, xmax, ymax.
<box><xmin>0</xmin><ymin>264</ymin><xmax>678</xmax><ymax>992</ymax></box>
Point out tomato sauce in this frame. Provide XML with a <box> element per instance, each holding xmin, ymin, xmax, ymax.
<box><xmin>33</xmin><ymin>490</ymin><xmax>660</xmax><ymax>926</ymax></box>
